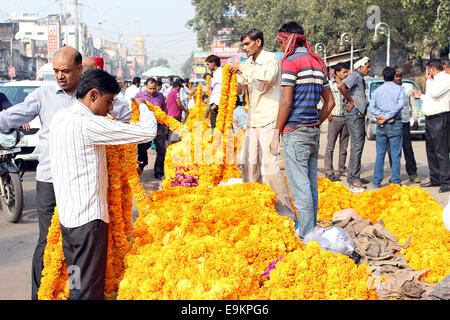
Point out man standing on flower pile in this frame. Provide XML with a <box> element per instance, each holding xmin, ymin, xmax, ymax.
<box><xmin>268</xmin><ymin>21</ymin><xmax>335</xmax><ymax>241</ymax></box>
<box><xmin>229</xmin><ymin>28</ymin><xmax>296</xmax><ymax>223</ymax></box>
<box><xmin>49</xmin><ymin>69</ymin><xmax>157</xmax><ymax>299</ymax></box>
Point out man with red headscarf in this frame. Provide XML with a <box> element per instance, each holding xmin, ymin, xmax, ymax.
<box><xmin>269</xmin><ymin>21</ymin><xmax>335</xmax><ymax>240</ymax></box>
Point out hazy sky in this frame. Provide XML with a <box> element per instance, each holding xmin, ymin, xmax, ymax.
<box><xmin>1</xmin><ymin>0</ymin><xmax>198</xmax><ymax>72</ymax></box>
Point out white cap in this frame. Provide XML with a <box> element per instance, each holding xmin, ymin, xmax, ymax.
<box><xmin>354</xmin><ymin>56</ymin><xmax>370</xmax><ymax>70</ymax></box>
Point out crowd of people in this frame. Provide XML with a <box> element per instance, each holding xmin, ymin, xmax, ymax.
<box><xmin>0</xmin><ymin>18</ymin><xmax>448</xmax><ymax>300</ymax></box>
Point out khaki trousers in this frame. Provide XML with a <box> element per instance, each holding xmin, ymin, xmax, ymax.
<box><xmin>242</xmin><ymin>123</ymin><xmax>296</xmax><ymax>221</ymax></box>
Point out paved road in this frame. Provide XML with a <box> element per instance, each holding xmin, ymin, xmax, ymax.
<box><xmin>0</xmin><ymin>127</ymin><xmax>448</xmax><ymax>300</ymax></box>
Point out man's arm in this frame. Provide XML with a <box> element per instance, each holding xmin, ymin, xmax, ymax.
<box><xmin>231</xmin><ymin>55</ymin><xmax>279</xmax><ymax>84</ymax></box>
<box><xmin>0</xmin><ymin>88</ymin><xmax>40</xmax><ymax>130</ymax></box>
<box><xmin>318</xmin><ymin>87</ymin><xmax>335</xmax><ymax>125</ymax></box>
<box><xmin>269</xmin><ymin>86</ymin><xmax>294</xmax><ymax>156</ymax></box>
<box><xmin>338</xmin><ymin>81</ymin><xmax>355</xmax><ymax>113</ymax></box>
<box><xmin>85</xmin><ymin>104</ymin><xmax>157</xmax><ymax>146</ymax></box>
<box><xmin>425</xmin><ymin>74</ymin><xmax>450</xmax><ymax>99</ymax></box>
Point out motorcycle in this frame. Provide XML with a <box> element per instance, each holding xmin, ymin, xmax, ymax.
<box><xmin>0</xmin><ymin>129</ymin><xmax>24</xmax><ymax>222</ymax></box>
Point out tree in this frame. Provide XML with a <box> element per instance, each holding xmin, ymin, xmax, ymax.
<box><xmin>181</xmin><ymin>53</ymin><xmax>194</xmax><ymax>78</ymax></box>
<box><xmin>187</xmin><ymin>0</ymin><xmax>449</xmax><ymax>60</ymax></box>
<box><xmin>400</xmin><ymin>0</ymin><xmax>449</xmax><ymax>58</ymax></box>
<box><xmin>149</xmin><ymin>57</ymin><xmax>170</xmax><ymax>68</ymax></box>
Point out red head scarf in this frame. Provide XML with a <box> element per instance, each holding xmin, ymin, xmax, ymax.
<box><xmin>277</xmin><ymin>32</ymin><xmax>327</xmax><ymax>77</ymax></box>
<box><xmin>91</xmin><ymin>57</ymin><xmax>104</xmax><ymax>70</ymax></box>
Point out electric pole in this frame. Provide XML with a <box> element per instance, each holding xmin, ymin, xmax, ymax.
<box><xmin>74</xmin><ymin>0</ymin><xmax>79</xmax><ymax>50</ymax></box>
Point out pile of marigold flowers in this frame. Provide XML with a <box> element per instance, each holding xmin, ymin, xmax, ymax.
<box><xmin>38</xmin><ymin>65</ymin><xmax>449</xmax><ymax>300</ymax></box>
<box><xmin>317</xmin><ymin>178</ymin><xmax>449</xmax><ymax>285</ymax></box>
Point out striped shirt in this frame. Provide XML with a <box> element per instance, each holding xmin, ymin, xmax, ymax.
<box><xmin>281</xmin><ymin>47</ymin><xmax>329</xmax><ymax>132</ymax></box>
<box><xmin>50</xmin><ymin>100</ymin><xmax>157</xmax><ymax>228</ymax></box>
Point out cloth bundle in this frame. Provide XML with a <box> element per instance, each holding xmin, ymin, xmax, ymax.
<box><xmin>330</xmin><ymin>217</ymin><xmax>431</xmax><ymax>300</ymax></box>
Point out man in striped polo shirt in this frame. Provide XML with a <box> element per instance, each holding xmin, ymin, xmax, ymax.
<box><xmin>270</xmin><ymin>21</ymin><xmax>335</xmax><ymax>240</ymax></box>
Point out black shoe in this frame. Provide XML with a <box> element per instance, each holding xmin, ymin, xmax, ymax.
<box><xmin>420</xmin><ymin>182</ymin><xmax>440</xmax><ymax>187</ymax></box>
<box><xmin>360</xmin><ymin>178</ymin><xmax>369</xmax><ymax>184</ymax></box>
<box><xmin>326</xmin><ymin>173</ymin><xmax>341</xmax><ymax>182</ymax></box>
<box><xmin>154</xmin><ymin>174</ymin><xmax>164</xmax><ymax>180</ymax></box>
<box><xmin>438</xmin><ymin>185</ymin><xmax>450</xmax><ymax>193</ymax></box>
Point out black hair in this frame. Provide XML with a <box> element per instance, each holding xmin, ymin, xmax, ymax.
<box><xmin>278</xmin><ymin>22</ymin><xmax>304</xmax><ymax>47</ymax></box>
<box><xmin>156</xmin><ymin>78</ymin><xmax>163</xmax><ymax>86</ymax></box>
<box><xmin>205</xmin><ymin>55</ymin><xmax>221</xmax><ymax>67</ymax></box>
<box><xmin>145</xmin><ymin>77</ymin><xmax>157</xmax><ymax>85</ymax></box>
<box><xmin>241</xmin><ymin>28</ymin><xmax>264</xmax><ymax>47</ymax></box>
<box><xmin>76</xmin><ymin>69</ymin><xmax>121</xmax><ymax>99</ymax></box>
<box><xmin>202</xmin><ymin>93</ymin><xmax>209</xmax><ymax>100</ymax></box>
<box><xmin>172</xmin><ymin>80</ymin><xmax>181</xmax><ymax>88</ymax></box>
<box><xmin>132</xmin><ymin>77</ymin><xmax>141</xmax><ymax>85</ymax></box>
<box><xmin>382</xmin><ymin>66</ymin><xmax>396</xmax><ymax>81</ymax></box>
<box><xmin>74</xmin><ymin>51</ymin><xmax>82</xmax><ymax>65</ymax></box>
<box><xmin>332</xmin><ymin>62</ymin><xmax>349</xmax><ymax>72</ymax></box>
<box><xmin>427</xmin><ymin>58</ymin><xmax>444</xmax><ymax>71</ymax></box>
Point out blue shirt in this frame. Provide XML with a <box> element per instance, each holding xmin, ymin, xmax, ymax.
<box><xmin>368</xmin><ymin>81</ymin><xmax>405</xmax><ymax>121</ymax></box>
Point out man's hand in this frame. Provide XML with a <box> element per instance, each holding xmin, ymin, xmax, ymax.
<box><xmin>328</xmin><ymin>114</ymin><xmax>333</xmax><ymax>122</ymax></box>
<box><xmin>376</xmin><ymin>116</ymin><xmax>386</xmax><ymax>124</ymax></box>
<box><xmin>22</xmin><ymin>124</ymin><xmax>30</xmax><ymax>131</ymax></box>
<box><xmin>229</xmin><ymin>62</ymin><xmax>240</xmax><ymax>74</ymax></box>
<box><xmin>345</xmin><ymin>100</ymin><xmax>355</xmax><ymax>113</ymax></box>
<box><xmin>269</xmin><ymin>131</ymin><xmax>280</xmax><ymax>156</ymax></box>
<box><xmin>411</xmin><ymin>90</ymin><xmax>422</xmax><ymax>99</ymax></box>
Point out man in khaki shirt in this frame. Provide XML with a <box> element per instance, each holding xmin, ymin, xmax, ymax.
<box><xmin>230</xmin><ymin>28</ymin><xmax>295</xmax><ymax>222</ymax></box>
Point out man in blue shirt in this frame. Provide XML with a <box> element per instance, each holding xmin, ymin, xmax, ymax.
<box><xmin>368</xmin><ymin>66</ymin><xmax>405</xmax><ymax>187</ymax></box>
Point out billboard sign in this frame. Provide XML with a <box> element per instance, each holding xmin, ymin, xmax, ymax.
<box><xmin>47</xmin><ymin>22</ymin><xmax>60</xmax><ymax>63</ymax></box>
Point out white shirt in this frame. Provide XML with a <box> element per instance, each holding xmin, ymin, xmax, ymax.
<box><xmin>110</xmin><ymin>91</ymin><xmax>132</xmax><ymax>123</ymax></box>
<box><xmin>50</xmin><ymin>100</ymin><xmax>157</xmax><ymax>228</ymax></box>
<box><xmin>210</xmin><ymin>66</ymin><xmax>223</xmax><ymax>106</ymax></box>
<box><xmin>125</xmin><ymin>85</ymin><xmax>141</xmax><ymax>107</ymax></box>
<box><xmin>237</xmin><ymin>49</ymin><xmax>281</xmax><ymax>127</ymax></box>
<box><xmin>420</xmin><ymin>71</ymin><xmax>450</xmax><ymax>116</ymax></box>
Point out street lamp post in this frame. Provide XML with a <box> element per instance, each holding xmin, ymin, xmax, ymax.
<box><xmin>340</xmin><ymin>32</ymin><xmax>354</xmax><ymax>71</ymax></box>
<box><xmin>314</xmin><ymin>42</ymin><xmax>327</xmax><ymax>65</ymax></box>
<box><xmin>373</xmin><ymin>22</ymin><xmax>391</xmax><ymax>67</ymax></box>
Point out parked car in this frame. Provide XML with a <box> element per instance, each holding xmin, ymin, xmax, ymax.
<box><xmin>0</xmin><ymin>80</ymin><xmax>55</xmax><ymax>163</ymax></box>
<box><xmin>365</xmin><ymin>77</ymin><xmax>425</xmax><ymax>140</ymax></box>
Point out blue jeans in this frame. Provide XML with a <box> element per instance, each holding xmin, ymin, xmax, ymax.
<box><xmin>281</xmin><ymin>126</ymin><xmax>320</xmax><ymax>240</ymax></box>
<box><xmin>374</xmin><ymin>120</ymin><xmax>403</xmax><ymax>186</ymax></box>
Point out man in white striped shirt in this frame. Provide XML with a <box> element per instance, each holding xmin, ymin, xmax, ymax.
<box><xmin>49</xmin><ymin>69</ymin><xmax>157</xmax><ymax>299</ymax></box>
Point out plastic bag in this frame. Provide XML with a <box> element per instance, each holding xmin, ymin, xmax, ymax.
<box><xmin>304</xmin><ymin>226</ymin><xmax>355</xmax><ymax>256</ymax></box>
<box><xmin>443</xmin><ymin>195</ymin><xmax>450</xmax><ymax>232</ymax></box>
